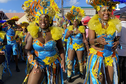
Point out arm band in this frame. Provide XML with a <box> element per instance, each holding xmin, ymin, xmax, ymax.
<box><xmin>28</xmin><ymin>54</ymin><xmax>38</xmax><ymax>68</ymax></box>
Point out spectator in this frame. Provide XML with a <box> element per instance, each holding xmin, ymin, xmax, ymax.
<box><xmin>117</xmin><ymin>12</ymin><xmax>126</xmax><ymax>84</ymax></box>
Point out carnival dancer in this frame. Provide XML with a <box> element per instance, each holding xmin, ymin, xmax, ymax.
<box><xmin>22</xmin><ymin>0</ymin><xmax>65</xmax><ymax>84</ymax></box>
<box><xmin>16</xmin><ymin>22</ymin><xmax>29</xmax><ymax>61</ymax></box>
<box><xmin>65</xmin><ymin>6</ymin><xmax>89</xmax><ymax>82</ymax></box>
<box><xmin>6</xmin><ymin>16</ymin><xmax>20</xmax><ymax>72</ymax></box>
<box><xmin>0</xmin><ymin>23</ymin><xmax>7</xmax><ymax>84</ymax></box>
<box><xmin>84</xmin><ymin>0</ymin><xmax>122</xmax><ymax>84</ymax></box>
<box><xmin>62</xmin><ymin>22</ymin><xmax>68</xmax><ymax>51</ymax></box>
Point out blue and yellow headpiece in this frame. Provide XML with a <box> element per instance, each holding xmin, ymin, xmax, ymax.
<box><xmin>86</xmin><ymin>0</ymin><xmax>120</xmax><ymax>11</ymax></box>
<box><xmin>22</xmin><ymin>0</ymin><xmax>60</xmax><ymax>23</ymax></box>
<box><xmin>65</xmin><ymin>6</ymin><xmax>85</xmax><ymax>23</ymax></box>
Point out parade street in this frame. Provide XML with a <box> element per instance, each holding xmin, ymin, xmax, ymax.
<box><xmin>2</xmin><ymin>61</ymin><xmax>84</xmax><ymax>84</ymax></box>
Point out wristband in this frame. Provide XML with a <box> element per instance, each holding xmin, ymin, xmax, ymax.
<box><xmin>94</xmin><ymin>39</ymin><xmax>97</xmax><ymax>43</ymax></box>
<box><xmin>28</xmin><ymin>55</ymin><xmax>38</xmax><ymax>68</ymax></box>
<box><xmin>1</xmin><ymin>43</ymin><xmax>4</xmax><ymax>45</ymax></box>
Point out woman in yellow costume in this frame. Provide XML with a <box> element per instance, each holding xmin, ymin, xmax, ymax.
<box><xmin>22</xmin><ymin>0</ymin><xmax>65</xmax><ymax>84</ymax></box>
<box><xmin>16</xmin><ymin>22</ymin><xmax>29</xmax><ymax>61</ymax></box>
<box><xmin>84</xmin><ymin>0</ymin><xmax>122</xmax><ymax>84</ymax></box>
<box><xmin>65</xmin><ymin>6</ymin><xmax>89</xmax><ymax>82</ymax></box>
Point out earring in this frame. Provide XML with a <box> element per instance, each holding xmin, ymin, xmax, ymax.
<box><xmin>39</xmin><ymin>27</ymin><xmax>42</xmax><ymax>32</ymax></box>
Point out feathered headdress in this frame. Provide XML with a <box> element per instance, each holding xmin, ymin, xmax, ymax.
<box><xmin>22</xmin><ymin>0</ymin><xmax>60</xmax><ymax>23</ymax></box>
<box><xmin>7</xmin><ymin>16</ymin><xmax>19</xmax><ymax>25</ymax></box>
<box><xmin>11</xmin><ymin>16</ymin><xmax>20</xmax><ymax>21</ymax></box>
<box><xmin>20</xmin><ymin>22</ymin><xmax>29</xmax><ymax>28</ymax></box>
<box><xmin>86</xmin><ymin>0</ymin><xmax>120</xmax><ymax>11</ymax></box>
<box><xmin>65</xmin><ymin>6</ymin><xmax>85</xmax><ymax>23</ymax></box>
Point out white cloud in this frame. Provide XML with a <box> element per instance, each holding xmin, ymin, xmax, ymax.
<box><xmin>0</xmin><ymin>9</ymin><xmax>17</xmax><ymax>13</ymax></box>
<box><xmin>69</xmin><ymin>0</ymin><xmax>79</xmax><ymax>6</ymax></box>
<box><xmin>0</xmin><ymin>0</ymin><xmax>10</xmax><ymax>3</ymax></box>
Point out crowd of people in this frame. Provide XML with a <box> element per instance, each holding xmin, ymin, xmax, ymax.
<box><xmin>0</xmin><ymin>0</ymin><xmax>126</xmax><ymax>84</ymax></box>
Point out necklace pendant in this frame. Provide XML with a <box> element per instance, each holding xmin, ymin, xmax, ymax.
<box><xmin>43</xmin><ymin>33</ymin><xmax>46</xmax><ymax>39</ymax></box>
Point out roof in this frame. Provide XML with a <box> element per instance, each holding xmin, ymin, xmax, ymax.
<box><xmin>5</xmin><ymin>13</ymin><xmax>25</xmax><ymax>19</ymax></box>
<box><xmin>63</xmin><ymin>7</ymin><xmax>94</xmax><ymax>9</ymax></box>
<box><xmin>0</xmin><ymin>11</ymin><xmax>9</xmax><ymax>19</ymax></box>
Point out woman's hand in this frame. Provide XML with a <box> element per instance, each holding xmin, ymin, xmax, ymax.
<box><xmin>0</xmin><ymin>51</ymin><xmax>5</xmax><ymax>55</ymax></box>
<box><xmin>112</xmin><ymin>41</ymin><xmax>119</xmax><ymax>51</ymax></box>
<box><xmin>61</xmin><ymin>59</ymin><xmax>65</xmax><ymax>72</ymax></box>
<box><xmin>0</xmin><ymin>42</ymin><xmax>3</xmax><ymax>46</ymax></box>
<box><xmin>65</xmin><ymin>30</ymin><xmax>73</xmax><ymax>39</ymax></box>
<box><xmin>67</xmin><ymin>30</ymin><xmax>73</xmax><ymax>36</ymax></box>
<box><xmin>97</xmin><ymin>35</ymin><xmax>108</xmax><ymax>45</ymax></box>
<box><xmin>86</xmin><ymin>45</ymin><xmax>89</xmax><ymax>53</ymax></box>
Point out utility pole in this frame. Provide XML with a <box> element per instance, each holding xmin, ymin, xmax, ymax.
<box><xmin>61</xmin><ymin>0</ymin><xmax>64</xmax><ymax>17</ymax></box>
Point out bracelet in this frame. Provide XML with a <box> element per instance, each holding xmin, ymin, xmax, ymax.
<box><xmin>28</xmin><ymin>55</ymin><xmax>38</xmax><ymax>68</ymax></box>
<box><xmin>67</xmin><ymin>33</ymin><xmax>70</xmax><ymax>36</ymax></box>
<box><xmin>94</xmin><ymin>39</ymin><xmax>97</xmax><ymax>43</ymax></box>
<box><xmin>1</xmin><ymin>43</ymin><xmax>4</xmax><ymax>45</ymax></box>
<box><xmin>116</xmin><ymin>37</ymin><xmax>120</xmax><ymax>41</ymax></box>
<box><xmin>28</xmin><ymin>54</ymin><xmax>33</xmax><ymax>61</ymax></box>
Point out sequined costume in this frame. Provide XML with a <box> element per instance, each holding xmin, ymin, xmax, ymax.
<box><xmin>0</xmin><ymin>31</ymin><xmax>12</xmax><ymax>80</ymax></box>
<box><xmin>63</xmin><ymin>28</ymin><xmax>77</xmax><ymax>75</ymax></box>
<box><xmin>23</xmin><ymin>23</ymin><xmax>64</xmax><ymax>84</ymax></box>
<box><xmin>35</xmin><ymin>27</ymin><xmax>63</xmax><ymax>84</ymax></box>
<box><xmin>84</xmin><ymin>14</ymin><xmax>121</xmax><ymax>84</ymax></box>
<box><xmin>6</xmin><ymin>28</ymin><xmax>18</xmax><ymax>64</ymax></box>
<box><xmin>67</xmin><ymin>25</ymin><xmax>85</xmax><ymax>51</ymax></box>
<box><xmin>64</xmin><ymin>5</ymin><xmax>86</xmax><ymax>79</ymax></box>
<box><xmin>16</xmin><ymin>31</ymin><xmax>26</xmax><ymax>59</ymax></box>
<box><xmin>33</xmin><ymin>39</ymin><xmax>63</xmax><ymax>84</ymax></box>
<box><xmin>65</xmin><ymin>25</ymin><xmax>85</xmax><ymax>78</ymax></box>
<box><xmin>22</xmin><ymin>0</ymin><xmax>64</xmax><ymax>83</ymax></box>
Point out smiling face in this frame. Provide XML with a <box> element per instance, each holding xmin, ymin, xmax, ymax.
<box><xmin>39</xmin><ymin>14</ymin><xmax>50</xmax><ymax>29</ymax></box>
<box><xmin>73</xmin><ymin>19</ymin><xmax>79</xmax><ymax>27</ymax></box>
<box><xmin>98</xmin><ymin>6</ymin><xmax>112</xmax><ymax>21</ymax></box>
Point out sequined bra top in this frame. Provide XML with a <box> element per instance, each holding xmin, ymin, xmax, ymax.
<box><xmin>70</xmin><ymin>33</ymin><xmax>83</xmax><ymax>44</ymax></box>
<box><xmin>97</xmin><ymin>33</ymin><xmax>115</xmax><ymax>57</ymax></box>
<box><xmin>33</xmin><ymin>39</ymin><xmax>57</xmax><ymax>60</ymax></box>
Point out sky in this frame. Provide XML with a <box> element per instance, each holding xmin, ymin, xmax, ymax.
<box><xmin>0</xmin><ymin>0</ymin><xmax>126</xmax><ymax>13</ymax></box>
